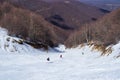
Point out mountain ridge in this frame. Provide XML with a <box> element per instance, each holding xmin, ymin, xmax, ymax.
<box><xmin>7</xmin><ymin>0</ymin><xmax>109</xmax><ymax>29</ymax></box>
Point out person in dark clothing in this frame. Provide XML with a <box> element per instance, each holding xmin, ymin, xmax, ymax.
<box><xmin>47</xmin><ymin>57</ymin><xmax>50</xmax><ymax>61</ymax></box>
<box><xmin>82</xmin><ymin>52</ymin><xmax>84</xmax><ymax>55</ymax></box>
<box><xmin>60</xmin><ymin>55</ymin><xmax>63</xmax><ymax>58</ymax></box>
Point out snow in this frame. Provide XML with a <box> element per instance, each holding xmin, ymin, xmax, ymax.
<box><xmin>0</xmin><ymin>27</ymin><xmax>120</xmax><ymax>80</ymax></box>
<box><xmin>54</xmin><ymin>44</ymin><xmax>66</xmax><ymax>52</ymax></box>
<box><xmin>0</xmin><ymin>47</ymin><xmax>120</xmax><ymax>80</ymax></box>
<box><xmin>0</xmin><ymin>27</ymin><xmax>40</xmax><ymax>54</ymax></box>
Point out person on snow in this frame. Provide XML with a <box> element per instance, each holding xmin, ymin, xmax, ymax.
<box><xmin>47</xmin><ymin>57</ymin><xmax>50</xmax><ymax>61</ymax></box>
<box><xmin>60</xmin><ymin>55</ymin><xmax>63</xmax><ymax>58</ymax></box>
<box><xmin>82</xmin><ymin>52</ymin><xmax>84</xmax><ymax>55</ymax></box>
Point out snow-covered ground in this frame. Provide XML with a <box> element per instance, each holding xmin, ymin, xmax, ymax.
<box><xmin>0</xmin><ymin>27</ymin><xmax>120</xmax><ymax>80</ymax></box>
<box><xmin>0</xmin><ymin>46</ymin><xmax>120</xmax><ymax>80</ymax></box>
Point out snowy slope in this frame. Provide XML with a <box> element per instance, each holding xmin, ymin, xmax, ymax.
<box><xmin>0</xmin><ymin>27</ymin><xmax>64</xmax><ymax>54</ymax></box>
<box><xmin>0</xmin><ymin>44</ymin><xmax>120</xmax><ymax>80</ymax></box>
<box><xmin>0</xmin><ymin>27</ymin><xmax>120</xmax><ymax>80</ymax></box>
<box><xmin>0</xmin><ymin>27</ymin><xmax>40</xmax><ymax>53</ymax></box>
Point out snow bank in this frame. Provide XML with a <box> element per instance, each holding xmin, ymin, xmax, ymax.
<box><xmin>54</xmin><ymin>44</ymin><xmax>66</xmax><ymax>52</ymax></box>
<box><xmin>0</xmin><ymin>26</ymin><xmax>120</xmax><ymax>58</ymax></box>
<box><xmin>0</xmin><ymin>27</ymin><xmax>39</xmax><ymax>53</ymax></box>
<box><xmin>109</xmin><ymin>42</ymin><xmax>120</xmax><ymax>58</ymax></box>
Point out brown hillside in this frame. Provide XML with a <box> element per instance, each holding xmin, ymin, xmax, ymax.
<box><xmin>0</xmin><ymin>1</ymin><xmax>68</xmax><ymax>47</ymax></box>
<box><xmin>65</xmin><ymin>8</ymin><xmax>120</xmax><ymax>47</ymax></box>
<box><xmin>7</xmin><ymin>0</ymin><xmax>109</xmax><ymax>30</ymax></box>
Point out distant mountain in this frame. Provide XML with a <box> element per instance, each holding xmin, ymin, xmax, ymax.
<box><xmin>8</xmin><ymin>0</ymin><xmax>109</xmax><ymax>30</ymax></box>
<box><xmin>65</xmin><ymin>8</ymin><xmax>120</xmax><ymax>47</ymax></box>
<box><xmin>79</xmin><ymin>0</ymin><xmax>120</xmax><ymax>11</ymax></box>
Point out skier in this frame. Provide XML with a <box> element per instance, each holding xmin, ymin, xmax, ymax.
<box><xmin>47</xmin><ymin>57</ymin><xmax>50</xmax><ymax>61</ymax></box>
<box><xmin>60</xmin><ymin>55</ymin><xmax>63</xmax><ymax>58</ymax></box>
<box><xmin>82</xmin><ymin>52</ymin><xmax>84</xmax><ymax>55</ymax></box>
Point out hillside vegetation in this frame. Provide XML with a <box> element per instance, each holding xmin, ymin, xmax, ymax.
<box><xmin>0</xmin><ymin>1</ymin><xmax>68</xmax><ymax>48</ymax></box>
<box><xmin>65</xmin><ymin>8</ymin><xmax>120</xmax><ymax>47</ymax></box>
